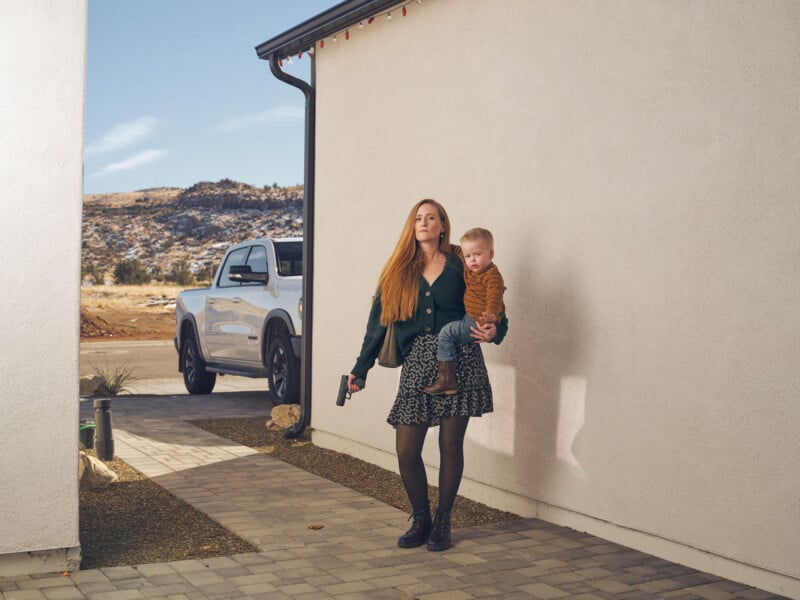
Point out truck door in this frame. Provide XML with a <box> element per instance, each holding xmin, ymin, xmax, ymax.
<box><xmin>235</xmin><ymin>243</ymin><xmax>271</xmax><ymax>365</ymax></box>
<box><xmin>205</xmin><ymin>244</ymin><xmax>271</xmax><ymax>365</ymax></box>
<box><xmin>205</xmin><ymin>246</ymin><xmax>250</xmax><ymax>361</ymax></box>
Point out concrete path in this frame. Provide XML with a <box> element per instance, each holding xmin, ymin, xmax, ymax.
<box><xmin>0</xmin><ymin>381</ymin><xmax>789</xmax><ymax>600</ymax></box>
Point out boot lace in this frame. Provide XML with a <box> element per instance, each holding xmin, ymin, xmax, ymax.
<box><xmin>407</xmin><ymin>510</ymin><xmax>430</xmax><ymax>533</ymax></box>
<box><xmin>430</xmin><ymin>510</ymin><xmax>450</xmax><ymax>538</ymax></box>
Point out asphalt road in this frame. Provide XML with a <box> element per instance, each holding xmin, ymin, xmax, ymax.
<box><xmin>80</xmin><ymin>340</ymin><xmax>178</xmax><ymax>379</ymax></box>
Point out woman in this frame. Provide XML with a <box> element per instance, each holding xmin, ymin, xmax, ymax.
<box><xmin>348</xmin><ymin>199</ymin><xmax>507</xmax><ymax>551</ymax></box>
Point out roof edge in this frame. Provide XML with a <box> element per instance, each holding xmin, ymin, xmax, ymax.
<box><xmin>255</xmin><ymin>0</ymin><xmax>404</xmax><ymax>60</ymax></box>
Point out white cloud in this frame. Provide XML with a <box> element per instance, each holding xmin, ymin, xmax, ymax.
<box><xmin>215</xmin><ymin>104</ymin><xmax>304</xmax><ymax>132</ymax></box>
<box><xmin>93</xmin><ymin>149</ymin><xmax>166</xmax><ymax>177</ymax></box>
<box><xmin>85</xmin><ymin>116</ymin><xmax>158</xmax><ymax>154</ymax></box>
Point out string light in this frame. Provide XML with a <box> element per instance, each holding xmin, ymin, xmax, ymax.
<box><xmin>312</xmin><ymin>0</ymin><xmax>424</xmax><ymax>53</ymax></box>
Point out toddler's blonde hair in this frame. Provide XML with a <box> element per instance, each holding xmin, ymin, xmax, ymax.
<box><xmin>461</xmin><ymin>227</ymin><xmax>494</xmax><ymax>251</ymax></box>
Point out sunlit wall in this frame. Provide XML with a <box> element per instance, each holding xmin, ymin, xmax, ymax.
<box><xmin>310</xmin><ymin>0</ymin><xmax>799</xmax><ymax>595</ymax></box>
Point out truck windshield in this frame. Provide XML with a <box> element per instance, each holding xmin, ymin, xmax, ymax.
<box><xmin>274</xmin><ymin>241</ymin><xmax>302</xmax><ymax>276</ymax></box>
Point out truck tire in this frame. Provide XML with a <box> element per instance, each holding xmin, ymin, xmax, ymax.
<box><xmin>180</xmin><ymin>330</ymin><xmax>217</xmax><ymax>395</ymax></box>
<box><xmin>266</xmin><ymin>328</ymin><xmax>299</xmax><ymax>405</ymax></box>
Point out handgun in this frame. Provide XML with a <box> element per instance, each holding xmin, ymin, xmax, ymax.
<box><xmin>336</xmin><ymin>374</ymin><xmax>365</xmax><ymax>406</ymax></box>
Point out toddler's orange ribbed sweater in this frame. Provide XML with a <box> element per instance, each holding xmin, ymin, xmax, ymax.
<box><xmin>463</xmin><ymin>263</ymin><xmax>505</xmax><ymax>322</ymax></box>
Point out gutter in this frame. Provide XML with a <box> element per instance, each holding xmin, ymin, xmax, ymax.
<box><xmin>256</xmin><ymin>0</ymin><xmax>404</xmax><ymax>437</ymax></box>
<box><xmin>255</xmin><ymin>0</ymin><xmax>405</xmax><ymax>60</ymax></box>
<box><xmin>268</xmin><ymin>55</ymin><xmax>315</xmax><ymax>439</ymax></box>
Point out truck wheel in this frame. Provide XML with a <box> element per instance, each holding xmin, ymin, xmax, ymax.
<box><xmin>180</xmin><ymin>331</ymin><xmax>216</xmax><ymax>394</ymax></box>
<box><xmin>266</xmin><ymin>329</ymin><xmax>299</xmax><ymax>405</ymax></box>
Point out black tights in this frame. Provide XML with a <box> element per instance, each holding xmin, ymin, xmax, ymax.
<box><xmin>395</xmin><ymin>416</ymin><xmax>470</xmax><ymax>513</ymax></box>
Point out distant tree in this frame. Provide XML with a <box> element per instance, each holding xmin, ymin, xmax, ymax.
<box><xmin>148</xmin><ymin>265</ymin><xmax>163</xmax><ymax>282</ymax></box>
<box><xmin>272</xmin><ymin>181</ymin><xmax>279</xmax><ymax>189</ymax></box>
<box><xmin>82</xmin><ymin>261</ymin><xmax>100</xmax><ymax>284</ymax></box>
<box><xmin>166</xmin><ymin>261</ymin><xmax>195</xmax><ymax>287</ymax></box>
<box><xmin>194</xmin><ymin>265</ymin><xmax>213</xmax><ymax>284</ymax></box>
<box><xmin>114</xmin><ymin>258</ymin><xmax>150</xmax><ymax>285</ymax></box>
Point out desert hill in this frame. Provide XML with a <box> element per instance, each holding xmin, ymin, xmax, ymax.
<box><xmin>82</xmin><ymin>178</ymin><xmax>303</xmax><ymax>284</ymax></box>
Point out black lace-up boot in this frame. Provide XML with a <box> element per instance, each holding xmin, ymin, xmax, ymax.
<box><xmin>397</xmin><ymin>508</ymin><xmax>432</xmax><ymax>548</ymax></box>
<box><xmin>426</xmin><ymin>509</ymin><xmax>452</xmax><ymax>551</ymax></box>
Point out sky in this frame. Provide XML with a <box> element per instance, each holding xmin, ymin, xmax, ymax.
<box><xmin>84</xmin><ymin>0</ymin><xmax>339</xmax><ymax>195</ymax></box>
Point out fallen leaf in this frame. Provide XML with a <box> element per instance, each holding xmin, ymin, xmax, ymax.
<box><xmin>307</xmin><ymin>523</ymin><xmax>325</xmax><ymax>530</ymax></box>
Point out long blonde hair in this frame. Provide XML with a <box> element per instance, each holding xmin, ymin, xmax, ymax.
<box><xmin>377</xmin><ymin>199</ymin><xmax>451</xmax><ymax>325</ymax></box>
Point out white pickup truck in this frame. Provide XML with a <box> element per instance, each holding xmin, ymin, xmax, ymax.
<box><xmin>174</xmin><ymin>237</ymin><xmax>303</xmax><ymax>405</ymax></box>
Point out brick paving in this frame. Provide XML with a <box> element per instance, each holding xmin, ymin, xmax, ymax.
<box><xmin>1</xmin><ymin>381</ymin><xmax>792</xmax><ymax>599</ymax></box>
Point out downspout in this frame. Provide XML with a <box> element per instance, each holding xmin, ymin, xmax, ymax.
<box><xmin>268</xmin><ymin>53</ymin><xmax>315</xmax><ymax>439</ymax></box>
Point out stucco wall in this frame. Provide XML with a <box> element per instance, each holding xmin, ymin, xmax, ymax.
<box><xmin>310</xmin><ymin>0</ymin><xmax>799</xmax><ymax>593</ymax></box>
<box><xmin>0</xmin><ymin>1</ymin><xmax>87</xmax><ymax>574</ymax></box>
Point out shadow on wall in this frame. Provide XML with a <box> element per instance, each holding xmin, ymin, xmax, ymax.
<box><xmin>465</xmin><ymin>234</ymin><xmax>589</xmax><ymax>506</ymax></box>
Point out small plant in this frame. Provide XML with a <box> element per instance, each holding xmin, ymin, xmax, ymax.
<box><xmin>114</xmin><ymin>258</ymin><xmax>151</xmax><ymax>285</ymax></box>
<box><xmin>94</xmin><ymin>360</ymin><xmax>138</xmax><ymax>396</ymax></box>
<box><xmin>166</xmin><ymin>260</ymin><xmax>195</xmax><ymax>286</ymax></box>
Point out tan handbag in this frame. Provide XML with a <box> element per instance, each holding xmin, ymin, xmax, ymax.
<box><xmin>377</xmin><ymin>323</ymin><xmax>403</xmax><ymax>368</ymax></box>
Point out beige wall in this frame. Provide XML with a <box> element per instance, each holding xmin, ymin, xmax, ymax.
<box><xmin>310</xmin><ymin>0</ymin><xmax>799</xmax><ymax>595</ymax></box>
<box><xmin>0</xmin><ymin>1</ymin><xmax>87</xmax><ymax>576</ymax></box>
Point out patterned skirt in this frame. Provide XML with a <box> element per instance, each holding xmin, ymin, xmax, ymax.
<box><xmin>387</xmin><ymin>333</ymin><xmax>493</xmax><ymax>427</ymax></box>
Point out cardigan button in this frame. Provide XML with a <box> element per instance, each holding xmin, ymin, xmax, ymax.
<box><xmin>425</xmin><ymin>291</ymin><xmax>430</xmax><ymax>296</ymax></box>
<box><xmin>426</xmin><ymin>308</ymin><xmax>432</xmax><ymax>314</ymax></box>
<box><xmin>425</xmin><ymin>327</ymin><xmax>431</xmax><ymax>332</ymax></box>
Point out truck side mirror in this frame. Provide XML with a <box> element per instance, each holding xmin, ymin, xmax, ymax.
<box><xmin>228</xmin><ymin>264</ymin><xmax>269</xmax><ymax>284</ymax></box>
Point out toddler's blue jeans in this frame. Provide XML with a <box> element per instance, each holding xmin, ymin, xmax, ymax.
<box><xmin>436</xmin><ymin>314</ymin><xmax>477</xmax><ymax>361</ymax></box>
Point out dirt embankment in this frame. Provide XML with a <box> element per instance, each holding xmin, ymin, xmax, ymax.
<box><xmin>80</xmin><ymin>284</ymin><xmax>180</xmax><ymax>341</ymax></box>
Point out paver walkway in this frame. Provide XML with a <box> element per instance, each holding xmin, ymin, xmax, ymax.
<box><xmin>1</xmin><ymin>380</ymin><xmax>792</xmax><ymax>599</ymax></box>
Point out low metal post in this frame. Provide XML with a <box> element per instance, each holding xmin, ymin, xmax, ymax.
<box><xmin>93</xmin><ymin>398</ymin><xmax>114</xmax><ymax>461</ymax></box>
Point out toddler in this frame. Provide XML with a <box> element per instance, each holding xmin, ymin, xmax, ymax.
<box><xmin>424</xmin><ymin>227</ymin><xmax>505</xmax><ymax>395</ymax></box>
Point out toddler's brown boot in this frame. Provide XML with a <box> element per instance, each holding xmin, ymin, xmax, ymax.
<box><xmin>423</xmin><ymin>361</ymin><xmax>457</xmax><ymax>395</ymax></box>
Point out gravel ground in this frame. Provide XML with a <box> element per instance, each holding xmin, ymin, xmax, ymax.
<box><xmin>79</xmin><ymin>416</ymin><xmax>520</xmax><ymax>569</ymax></box>
<box><xmin>79</xmin><ymin>452</ymin><xmax>256</xmax><ymax>569</ymax></box>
